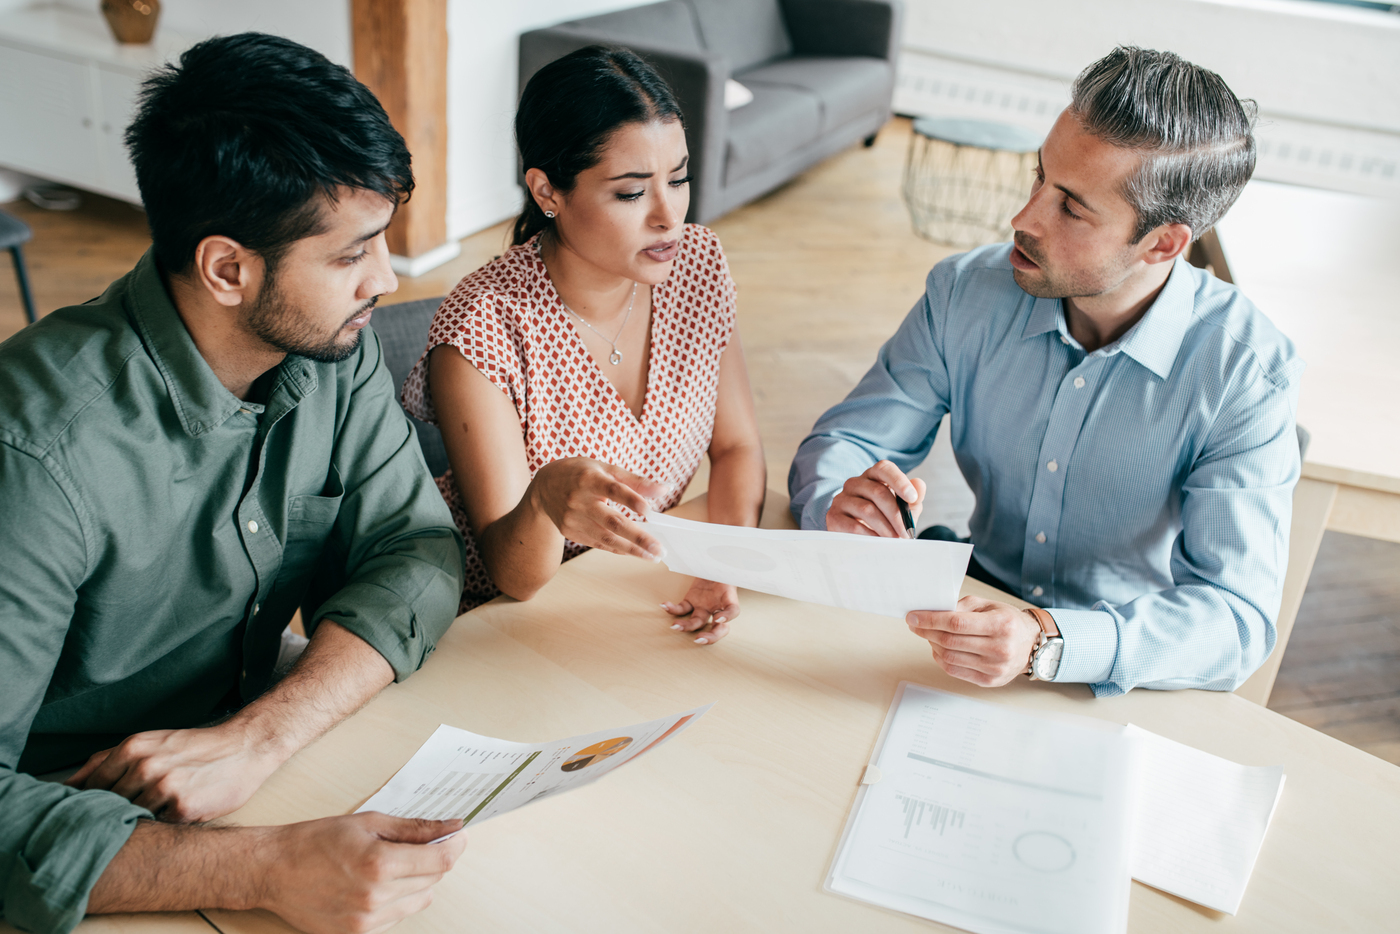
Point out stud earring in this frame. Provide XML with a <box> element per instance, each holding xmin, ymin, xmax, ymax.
<box><xmin>544</xmin><ymin>210</ymin><xmax>556</xmax><ymax>219</ymax></box>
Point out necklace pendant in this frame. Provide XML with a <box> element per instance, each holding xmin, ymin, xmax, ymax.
<box><xmin>608</xmin><ymin>349</ymin><xmax>623</xmax><ymax>365</ymax></box>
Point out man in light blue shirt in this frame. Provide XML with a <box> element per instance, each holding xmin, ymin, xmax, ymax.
<box><xmin>789</xmin><ymin>47</ymin><xmax>1303</xmax><ymax>697</ymax></box>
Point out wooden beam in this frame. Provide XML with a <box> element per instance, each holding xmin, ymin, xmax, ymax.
<box><xmin>351</xmin><ymin>0</ymin><xmax>448</xmax><ymax>259</ymax></box>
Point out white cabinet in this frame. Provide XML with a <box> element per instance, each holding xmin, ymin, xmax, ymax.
<box><xmin>0</xmin><ymin>40</ymin><xmax>99</xmax><ymax>187</ymax></box>
<box><xmin>0</xmin><ymin>3</ymin><xmax>196</xmax><ymax>204</ymax></box>
<box><xmin>95</xmin><ymin>64</ymin><xmax>141</xmax><ymax>198</ymax></box>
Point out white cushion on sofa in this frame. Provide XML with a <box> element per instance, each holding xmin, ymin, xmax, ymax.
<box><xmin>724</xmin><ymin>79</ymin><xmax>754</xmax><ymax>111</ymax></box>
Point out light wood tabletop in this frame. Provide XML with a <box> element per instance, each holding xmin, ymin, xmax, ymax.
<box><xmin>190</xmin><ymin>493</ymin><xmax>1400</xmax><ymax>934</ymax></box>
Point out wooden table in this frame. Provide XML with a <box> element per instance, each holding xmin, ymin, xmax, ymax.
<box><xmin>193</xmin><ymin>494</ymin><xmax>1400</xmax><ymax>934</ymax></box>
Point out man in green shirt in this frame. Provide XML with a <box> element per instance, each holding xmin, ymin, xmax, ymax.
<box><xmin>0</xmin><ymin>34</ymin><xmax>468</xmax><ymax>934</ymax></box>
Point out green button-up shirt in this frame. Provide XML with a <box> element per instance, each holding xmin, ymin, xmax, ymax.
<box><xmin>0</xmin><ymin>251</ymin><xmax>466</xmax><ymax>933</ymax></box>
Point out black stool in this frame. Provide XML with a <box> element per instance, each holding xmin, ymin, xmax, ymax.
<box><xmin>0</xmin><ymin>209</ymin><xmax>37</xmax><ymax>325</ymax></box>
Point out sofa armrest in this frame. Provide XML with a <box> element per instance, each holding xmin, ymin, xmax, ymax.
<box><xmin>518</xmin><ymin>26</ymin><xmax>729</xmax><ymax>224</ymax></box>
<box><xmin>778</xmin><ymin>0</ymin><xmax>903</xmax><ymax>61</ymax></box>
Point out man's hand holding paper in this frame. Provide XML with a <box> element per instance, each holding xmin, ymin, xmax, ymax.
<box><xmin>907</xmin><ymin>596</ymin><xmax>1044</xmax><ymax>687</ymax></box>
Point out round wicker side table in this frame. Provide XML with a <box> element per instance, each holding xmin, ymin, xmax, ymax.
<box><xmin>902</xmin><ymin>116</ymin><xmax>1042</xmax><ymax>249</ymax></box>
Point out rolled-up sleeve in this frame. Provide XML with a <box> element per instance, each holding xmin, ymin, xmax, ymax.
<box><xmin>788</xmin><ymin>270</ymin><xmax>954</xmax><ymax>529</ymax></box>
<box><xmin>308</xmin><ymin>329</ymin><xmax>467</xmax><ymax>681</ymax></box>
<box><xmin>0</xmin><ymin>443</ymin><xmax>151</xmax><ymax>934</ymax></box>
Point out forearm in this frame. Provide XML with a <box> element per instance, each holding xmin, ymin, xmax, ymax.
<box><xmin>88</xmin><ymin>820</ymin><xmax>266</xmax><ymax>914</ymax></box>
<box><xmin>475</xmin><ymin>484</ymin><xmax>568</xmax><ymax>601</ymax></box>
<box><xmin>705</xmin><ymin>443</ymin><xmax>765</xmax><ymax>527</ymax></box>
<box><xmin>223</xmin><ymin>620</ymin><xmax>393</xmax><ymax>764</ymax></box>
<box><xmin>1049</xmin><ymin>584</ymin><xmax>1275</xmax><ymax>697</ymax></box>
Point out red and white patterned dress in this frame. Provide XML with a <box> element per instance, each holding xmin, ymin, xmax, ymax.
<box><xmin>401</xmin><ymin>223</ymin><xmax>737</xmax><ymax>612</ymax></box>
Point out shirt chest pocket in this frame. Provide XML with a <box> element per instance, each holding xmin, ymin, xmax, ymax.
<box><xmin>282</xmin><ymin>466</ymin><xmax>345</xmax><ymax>578</ymax></box>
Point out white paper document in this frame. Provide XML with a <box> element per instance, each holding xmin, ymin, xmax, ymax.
<box><xmin>828</xmin><ymin>684</ymin><xmax>1287</xmax><ymax>933</ymax></box>
<box><xmin>1126</xmin><ymin>724</ymin><xmax>1285</xmax><ymax>914</ymax></box>
<box><xmin>644</xmin><ymin>512</ymin><xmax>973</xmax><ymax>617</ymax></box>
<box><xmin>827</xmin><ymin>683</ymin><xmax>1136</xmax><ymax>934</ymax></box>
<box><xmin>356</xmin><ymin>704</ymin><xmax>711</xmax><ymax>831</ymax></box>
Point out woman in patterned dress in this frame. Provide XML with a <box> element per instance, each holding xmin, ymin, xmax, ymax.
<box><xmin>401</xmin><ymin>47</ymin><xmax>766</xmax><ymax>642</ymax></box>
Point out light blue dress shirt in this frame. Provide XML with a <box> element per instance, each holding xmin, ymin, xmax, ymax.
<box><xmin>789</xmin><ymin>244</ymin><xmax>1303</xmax><ymax>697</ymax></box>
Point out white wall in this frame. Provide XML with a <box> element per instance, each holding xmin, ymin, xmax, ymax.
<box><xmin>894</xmin><ymin>0</ymin><xmax>1400</xmax><ymax>196</ymax></box>
<box><xmin>451</xmin><ymin>0</ymin><xmax>1400</xmax><ymax>237</ymax></box>
<box><xmin>154</xmin><ymin>0</ymin><xmax>351</xmax><ymax>66</ymax></box>
<box><xmin>445</xmin><ymin>0</ymin><xmax>641</xmax><ymax>240</ymax></box>
<box><xmin>0</xmin><ymin>0</ymin><xmax>351</xmax><ymax>64</ymax></box>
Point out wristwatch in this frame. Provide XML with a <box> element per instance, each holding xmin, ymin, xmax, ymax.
<box><xmin>1024</xmin><ymin>606</ymin><xmax>1063</xmax><ymax>681</ymax></box>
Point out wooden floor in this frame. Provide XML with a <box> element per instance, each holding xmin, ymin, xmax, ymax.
<box><xmin>2</xmin><ymin>117</ymin><xmax>1396</xmax><ymax>763</ymax></box>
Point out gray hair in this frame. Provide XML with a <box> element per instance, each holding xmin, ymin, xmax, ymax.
<box><xmin>1070</xmin><ymin>47</ymin><xmax>1257</xmax><ymax>243</ymax></box>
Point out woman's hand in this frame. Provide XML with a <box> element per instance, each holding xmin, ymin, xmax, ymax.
<box><xmin>663</xmin><ymin>578</ymin><xmax>740</xmax><ymax>645</ymax></box>
<box><xmin>529</xmin><ymin>457</ymin><xmax>668</xmax><ymax>561</ymax></box>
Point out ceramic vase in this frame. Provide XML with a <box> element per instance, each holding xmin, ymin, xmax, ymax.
<box><xmin>100</xmin><ymin>0</ymin><xmax>161</xmax><ymax>45</ymax></box>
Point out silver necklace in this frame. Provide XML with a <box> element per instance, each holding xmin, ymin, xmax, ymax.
<box><xmin>561</xmin><ymin>282</ymin><xmax>637</xmax><ymax>365</ymax></box>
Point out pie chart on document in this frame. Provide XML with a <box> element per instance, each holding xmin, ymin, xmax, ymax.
<box><xmin>561</xmin><ymin>736</ymin><xmax>634</xmax><ymax>772</ymax></box>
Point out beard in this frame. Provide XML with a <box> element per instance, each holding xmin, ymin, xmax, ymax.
<box><xmin>245</xmin><ymin>271</ymin><xmax>375</xmax><ymax>364</ymax></box>
<box><xmin>1011</xmin><ymin>232</ymin><xmax>1136</xmax><ymax>300</ymax></box>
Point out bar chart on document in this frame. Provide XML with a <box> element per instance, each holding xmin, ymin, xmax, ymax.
<box><xmin>387</xmin><ymin>745</ymin><xmax>540</xmax><ymax>822</ymax></box>
<box><xmin>897</xmin><ymin>793</ymin><xmax>967</xmax><ymax>839</ymax></box>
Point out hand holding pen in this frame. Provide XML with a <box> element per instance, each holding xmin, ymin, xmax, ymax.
<box><xmin>826</xmin><ymin>460</ymin><xmax>927</xmax><ymax>539</ymax></box>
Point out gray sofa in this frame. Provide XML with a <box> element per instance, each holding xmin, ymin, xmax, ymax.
<box><xmin>374</xmin><ymin>296</ymin><xmax>451</xmax><ymax>478</ymax></box>
<box><xmin>520</xmin><ymin>0</ymin><xmax>903</xmax><ymax>224</ymax></box>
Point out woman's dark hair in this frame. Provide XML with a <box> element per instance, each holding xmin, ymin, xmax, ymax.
<box><xmin>513</xmin><ymin>46</ymin><xmax>684</xmax><ymax>246</ymax></box>
<box><xmin>126</xmin><ymin>33</ymin><xmax>413</xmax><ymax>274</ymax></box>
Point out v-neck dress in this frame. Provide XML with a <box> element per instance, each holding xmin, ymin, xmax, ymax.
<box><xmin>401</xmin><ymin>224</ymin><xmax>737</xmax><ymax>612</ymax></box>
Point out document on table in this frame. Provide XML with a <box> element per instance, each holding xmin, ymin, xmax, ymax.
<box><xmin>1126</xmin><ymin>724</ymin><xmax>1285</xmax><ymax>914</ymax></box>
<box><xmin>356</xmin><ymin>704</ymin><xmax>711</xmax><ymax>833</ymax></box>
<box><xmin>827</xmin><ymin>684</ymin><xmax>1286</xmax><ymax>933</ymax></box>
<box><xmin>644</xmin><ymin>512</ymin><xmax>973</xmax><ymax>617</ymax></box>
<box><xmin>828</xmin><ymin>682</ymin><xmax>1137</xmax><ymax>934</ymax></box>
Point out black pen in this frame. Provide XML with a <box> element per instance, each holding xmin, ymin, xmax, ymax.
<box><xmin>896</xmin><ymin>495</ymin><xmax>916</xmax><ymax>540</ymax></box>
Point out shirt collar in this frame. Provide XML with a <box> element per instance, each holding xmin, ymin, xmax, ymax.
<box><xmin>125</xmin><ymin>249</ymin><xmax>318</xmax><ymax>436</ymax></box>
<box><xmin>1021</xmin><ymin>257</ymin><xmax>1194</xmax><ymax>380</ymax></box>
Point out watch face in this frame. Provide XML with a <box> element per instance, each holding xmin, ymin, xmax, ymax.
<box><xmin>1033</xmin><ymin>639</ymin><xmax>1064</xmax><ymax>680</ymax></box>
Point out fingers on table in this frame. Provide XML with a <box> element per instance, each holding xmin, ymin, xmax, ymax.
<box><xmin>661</xmin><ymin>600</ymin><xmax>736</xmax><ymax>644</ymax></box>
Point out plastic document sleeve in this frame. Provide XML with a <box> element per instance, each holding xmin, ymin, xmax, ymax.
<box><xmin>825</xmin><ymin>682</ymin><xmax>1137</xmax><ymax>934</ymax></box>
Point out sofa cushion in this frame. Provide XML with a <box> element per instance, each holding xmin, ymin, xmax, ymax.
<box><xmin>688</xmin><ymin>0</ymin><xmax>792</xmax><ymax>72</ymax></box>
<box><xmin>737</xmin><ymin>56</ymin><xmax>894</xmax><ymax>134</ymax></box>
<box><xmin>724</xmin><ymin>83</ymin><xmax>821</xmax><ymax>185</ymax></box>
<box><xmin>566</xmin><ymin>1</ymin><xmax>704</xmax><ymax>53</ymax></box>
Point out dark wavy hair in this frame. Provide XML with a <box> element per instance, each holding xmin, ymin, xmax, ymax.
<box><xmin>513</xmin><ymin>46</ymin><xmax>684</xmax><ymax>246</ymax></box>
<box><xmin>127</xmin><ymin>32</ymin><xmax>413</xmax><ymax>274</ymax></box>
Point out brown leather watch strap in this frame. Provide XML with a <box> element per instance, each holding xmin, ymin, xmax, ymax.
<box><xmin>1025</xmin><ymin>606</ymin><xmax>1059</xmax><ymax>638</ymax></box>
